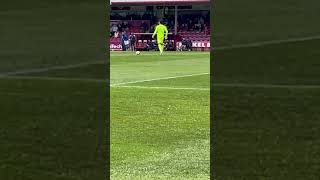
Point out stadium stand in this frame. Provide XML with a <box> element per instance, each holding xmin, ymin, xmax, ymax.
<box><xmin>110</xmin><ymin>7</ymin><xmax>210</xmax><ymax>51</ymax></box>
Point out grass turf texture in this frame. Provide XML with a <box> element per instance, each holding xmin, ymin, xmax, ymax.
<box><xmin>5</xmin><ymin>38</ymin><xmax>320</xmax><ymax>179</ymax></box>
<box><xmin>0</xmin><ymin>0</ymin><xmax>106</xmax><ymax>73</ymax></box>
<box><xmin>214</xmin><ymin>0</ymin><xmax>320</xmax><ymax>47</ymax></box>
<box><xmin>0</xmin><ymin>51</ymin><xmax>211</xmax><ymax>179</ymax></box>
<box><xmin>12</xmin><ymin>39</ymin><xmax>320</xmax><ymax>179</ymax></box>
<box><xmin>212</xmin><ymin>19</ymin><xmax>320</xmax><ymax>180</ymax></box>
<box><xmin>0</xmin><ymin>0</ymin><xmax>107</xmax><ymax>179</ymax></box>
<box><xmin>212</xmin><ymin>1</ymin><xmax>320</xmax><ymax>178</ymax></box>
<box><xmin>7</xmin><ymin>50</ymin><xmax>211</xmax><ymax>179</ymax></box>
<box><xmin>214</xmin><ymin>87</ymin><xmax>320</xmax><ymax>179</ymax></box>
<box><xmin>110</xmin><ymin>52</ymin><xmax>210</xmax><ymax>179</ymax></box>
<box><xmin>1</xmin><ymin>0</ymin><xmax>320</xmax><ymax>179</ymax></box>
<box><xmin>0</xmin><ymin>78</ymin><xmax>106</xmax><ymax>180</ymax></box>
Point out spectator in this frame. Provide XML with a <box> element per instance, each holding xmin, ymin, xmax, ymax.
<box><xmin>142</xmin><ymin>13</ymin><xmax>148</xmax><ymax>20</ymax></box>
<box><xmin>200</xmin><ymin>17</ymin><xmax>204</xmax><ymax>24</ymax></box>
<box><xmin>121</xmin><ymin>31</ymin><xmax>129</xmax><ymax>51</ymax></box>
<box><xmin>129</xmin><ymin>33</ymin><xmax>136</xmax><ymax>51</ymax></box>
<box><xmin>204</xmin><ymin>25</ymin><xmax>208</xmax><ymax>35</ymax></box>
<box><xmin>111</xmin><ymin>23</ymin><xmax>118</xmax><ymax>36</ymax></box>
<box><xmin>188</xmin><ymin>19</ymin><xmax>193</xmax><ymax>31</ymax></box>
<box><xmin>180</xmin><ymin>38</ymin><xmax>192</xmax><ymax>51</ymax></box>
<box><xmin>181</xmin><ymin>38</ymin><xmax>187</xmax><ymax>51</ymax></box>
<box><xmin>150</xmin><ymin>24</ymin><xmax>156</xmax><ymax>33</ymax></box>
<box><xmin>164</xmin><ymin>40</ymin><xmax>174</xmax><ymax>51</ymax></box>
<box><xmin>141</xmin><ymin>21</ymin><xmax>148</xmax><ymax>32</ymax></box>
<box><xmin>186</xmin><ymin>39</ymin><xmax>192</xmax><ymax>51</ymax></box>
<box><xmin>122</xmin><ymin>21</ymin><xmax>128</xmax><ymax>31</ymax></box>
<box><xmin>114</xmin><ymin>31</ymin><xmax>119</xmax><ymax>38</ymax></box>
<box><xmin>110</xmin><ymin>27</ymin><xmax>113</xmax><ymax>37</ymax></box>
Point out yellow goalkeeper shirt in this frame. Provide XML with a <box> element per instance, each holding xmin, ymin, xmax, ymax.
<box><xmin>153</xmin><ymin>24</ymin><xmax>168</xmax><ymax>42</ymax></box>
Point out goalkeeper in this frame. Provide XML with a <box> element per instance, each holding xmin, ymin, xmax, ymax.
<box><xmin>152</xmin><ymin>20</ymin><xmax>168</xmax><ymax>55</ymax></box>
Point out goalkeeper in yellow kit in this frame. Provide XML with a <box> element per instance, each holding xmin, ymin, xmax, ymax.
<box><xmin>152</xmin><ymin>20</ymin><xmax>168</xmax><ymax>55</ymax></box>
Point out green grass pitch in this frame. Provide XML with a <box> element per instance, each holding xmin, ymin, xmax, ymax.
<box><xmin>1</xmin><ymin>0</ymin><xmax>320</xmax><ymax>179</ymax></box>
<box><xmin>213</xmin><ymin>39</ymin><xmax>320</xmax><ymax>179</ymax></box>
<box><xmin>110</xmin><ymin>52</ymin><xmax>210</xmax><ymax>179</ymax></box>
<box><xmin>0</xmin><ymin>1</ymin><xmax>107</xmax><ymax>179</ymax></box>
<box><xmin>213</xmin><ymin>1</ymin><xmax>320</xmax><ymax>177</ymax></box>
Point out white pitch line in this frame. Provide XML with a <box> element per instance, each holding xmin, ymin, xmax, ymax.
<box><xmin>214</xmin><ymin>83</ymin><xmax>320</xmax><ymax>89</ymax></box>
<box><xmin>1</xmin><ymin>35</ymin><xmax>320</xmax><ymax>76</ymax></box>
<box><xmin>214</xmin><ymin>35</ymin><xmax>320</xmax><ymax>50</ymax></box>
<box><xmin>3</xmin><ymin>75</ymin><xmax>107</xmax><ymax>83</ymax></box>
<box><xmin>2</xmin><ymin>75</ymin><xmax>320</xmax><ymax>89</ymax></box>
<box><xmin>0</xmin><ymin>61</ymin><xmax>104</xmax><ymax>77</ymax></box>
<box><xmin>111</xmin><ymin>72</ymin><xmax>209</xmax><ymax>86</ymax></box>
<box><xmin>112</xmin><ymin>85</ymin><xmax>210</xmax><ymax>91</ymax></box>
<box><xmin>114</xmin><ymin>83</ymin><xmax>320</xmax><ymax>90</ymax></box>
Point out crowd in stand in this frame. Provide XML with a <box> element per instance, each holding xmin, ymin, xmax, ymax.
<box><xmin>110</xmin><ymin>21</ymin><xmax>151</xmax><ymax>38</ymax></box>
<box><xmin>177</xmin><ymin>13</ymin><xmax>210</xmax><ymax>32</ymax></box>
<box><xmin>111</xmin><ymin>12</ymin><xmax>157</xmax><ymax>22</ymax></box>
<box><xmin>110</xmin><ymin>12</ymin><xmax>210</xmax><ymax>38</ymax></box>
<box><xmin>110</xmin><ymin>21</ymin><xmax>129</xmax><ymax>38</ymax></box>
<box><xmin>110</xmin><ymin>11</ymin><xmax>210</xmax><ymax>51</ymax></box>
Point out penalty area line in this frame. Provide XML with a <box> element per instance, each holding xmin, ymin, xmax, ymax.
<box><xmin>111</xmin><ymin>72</ymin><xmax>209</xmax><ymax>86</ymax></box>
<box><xmin>112</xmin><ymin>85</ymin><xmax>210</xmax><ymax>91</ymax></box>
<box><xmin>113</xmin><ymin>83</ymin><xmax>320</xmax><ymax>90</ymax></box>
<box><xmin>2</xmin><ymin>75</ymin><xmax>320</xmax><ymax>89</ymax></box>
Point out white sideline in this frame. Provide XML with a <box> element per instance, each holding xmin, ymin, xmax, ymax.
<box><xmin>114</xmin><ymin>82</ymin><xmax>320</xmax><ymax>90</ymax></box>
<box><xmin>2</xmin><ymin>75</ymin><xmax>320</xmax><ymax>89</ymax></box>
<box><xmin>0</xmin><ymin>61</ymin><xmax>104</xmax><ymax>77</ymax></box>
<box><xmin>111</xmin><ymin>73</ymin><xmax>209</xmax><ymax>86</ymax></box>
<box><xmin>112</xmin><ymin>85</ymin><xmax>210</xmax><ymax>91</ymax></box>
<box><xmin>214</xmin><ymin>35</ymin><xmax>320</xmax><ymax>50</ymax></box>
<box><xmin>4</xmin><ymin>76</ymin><xmax>106</xmax><ymax>83</ymax></box>
<box><xmin>113</xmin><ymin>84</ymin><xmax>320</xmax><ymax>89</ymax></box>
<box><xmin>1</xmin><ymin>35</ymin><xmax>320</xmax><ymax>76</ymax></box>
<box><xmin>214</xmin><ymin>83</ymin><xmax>320</xmax><ymax>89</ymax></box>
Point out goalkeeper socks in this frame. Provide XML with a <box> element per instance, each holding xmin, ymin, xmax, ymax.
<box><xmin>159</xmin><ymin>43</ymin><xmax>164</xmax><ymax>54</ymax></box>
